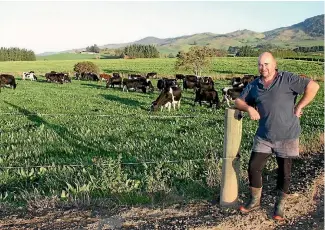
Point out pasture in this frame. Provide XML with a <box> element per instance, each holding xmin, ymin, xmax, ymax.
<box><xmin>1</xmin><ymin>57</ymin><xmax>324</xmax><ymax>80</ymax></box>
<box><xmin>0</xmin><ymin>58</ymin><xmax>323</xmax><ymax>205</ymax></box>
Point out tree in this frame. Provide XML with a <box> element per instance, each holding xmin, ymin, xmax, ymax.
<box><xmin>175</xmin><ymin>46</ymin><xmax>214</xmax><ymax>76</ymax></box>
<box><xmin>168</xmin><ymin>53</ymin><xmax>175</xmax><ymax>58</ymax></box>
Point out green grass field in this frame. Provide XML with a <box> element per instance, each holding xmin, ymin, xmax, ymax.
<box><xmin>0</xmin><ymin>58</ymin><xmax>323</xmax><ymax>205</ymax></box>
<box><xmin>1</xmin><ymin>57</ymin><xmax>324</xmax><ymax>80</ymax></box>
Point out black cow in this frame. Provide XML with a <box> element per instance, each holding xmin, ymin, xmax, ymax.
<box><xmin>107</xmin><ymin>75</ymin><xmax>122</xmax><ymax>88</ymax></box>
<box><xmin>0</xmin><ymin>74</ymin><xmax>17</xmax><ymax>92</ymax></box>
<box><xmin>198</xmin><ymin>76</ymin><xmax>214</xmax><ymax>90</ymax></box>
<box><xmin>122</xmin><ymin>78</ymin><xmax>154</xmax><ymax>93</ymax></box>
<box><xmin>194</xmin><ymin>88</ymin><xmax>220</xmax><ymax>109</ymax></box>
<box><xmin>45</xmin><ymin>72</ymin><xmax>64</xmax><ymax>84</ymax></box>
<box><xmin>151</xmin><ymin>86</ymin><xmax>182</xmax><ymax>112</ymax></box>
<box><xmin>80</xmin><ymin>72</ymin><xmax>99</xmax><ymax>81</ymax></box>
<box><xmin>175</xmin><ymin>74</ymin><xmax>185</xmax><ymax>81</ymax></box>
<box><xmin>157</xmin><ymin>78</ymin><xmax>178</xmax><ymax>91</ymax></box>
<box><xmin>183</xmin><ymin>75</ymin><xmax>199</xmax><ymax>91</ymax></box>
<box><xmin>146</xmin><ymin>72</ymin><xmax>157</xmax><ymax>79</ymax></box>
<box><xmin>128</xmin><ymin>74</ymin><xmax>143</xmax><ymax>79</ymax></box>
<box><xmin>113</xmin><ymin>73</ymin><xmax>121</xmax><ymax>78</ymax></box>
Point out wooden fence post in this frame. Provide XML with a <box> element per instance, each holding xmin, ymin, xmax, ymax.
<box><xmin>220</xmin><ymin>108</ymin><xmax>242</xmax><ymax>207</ymax></box>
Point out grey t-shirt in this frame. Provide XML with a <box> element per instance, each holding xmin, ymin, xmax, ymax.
<box><xmin>239</xmin><ymin>71</ymin><xmax>311</xmax><ymax>142</ymax></box>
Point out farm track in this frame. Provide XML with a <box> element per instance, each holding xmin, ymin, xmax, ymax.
<box><xmin>0</xmin><ymin>152</ymin><xmax>323</xmax><ymax>230</ymax></box>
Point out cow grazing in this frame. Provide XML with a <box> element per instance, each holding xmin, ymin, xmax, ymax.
<box><xmin>122</xmin><ymin>78</ymin><xmax>154</xmax><ymax>93</ymax></box>
<box><xmin>146</xmin><ymin>72</ymin><xmax>157</xmax><ymax>79</ymax></box>
<box><xmin>0</xmin><ymin>74</ymin><xmax>17</xmax><ymax>92</ymax></box>
<box><xmin>22</xmin><ymin>71</ymin><xmax>37</xmax><ymax>81</ymax></box>
<box><xmin>45</xmin><ymin>72</ymin><xmax>70</xmax><ymax>84</ymax></box>
<box><xmin>194</xmin><ymin>88</ymin><xmax>220</xmax><ymax>109</ymax></box>
<box><xmin>151</xmin><ymin>86</ymin><xmax>182</xmax><ymax>112</ymax></box>
<box><xmin>157</xmin><ymin>78</ymin><xmax>178</xmax><ymax>91</ymax></box>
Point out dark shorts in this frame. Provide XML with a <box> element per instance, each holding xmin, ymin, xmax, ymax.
<box><xmin>252</xmin><ymin>135</ymin><xmax>299</xmax><ymax>158</ymax></box>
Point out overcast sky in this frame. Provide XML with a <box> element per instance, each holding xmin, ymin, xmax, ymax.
<box><xmin>0</xmin><ymin>1</ymin><xmax>323</xmax><ymax>54</ymax></box>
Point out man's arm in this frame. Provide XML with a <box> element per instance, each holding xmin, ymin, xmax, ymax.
<box><xmin>294</xmin><ymin>80</ymin><xmax>320</xmax><ymax>117</ymax></box>
<box><xmin>235</xmin><ymin>98</ymin><xmax>260</xmax><ymax>120</ymax></box>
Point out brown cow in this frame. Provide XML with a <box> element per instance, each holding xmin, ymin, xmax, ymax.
<box><xmin>0</xmin><ymin>74</ymin><xmax>17</xmax><ymax>92</ymax></box>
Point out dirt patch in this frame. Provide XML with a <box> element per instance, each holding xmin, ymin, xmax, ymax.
<box><xmin>0</xmin><ymin>153</ymin><xmax>323</xmax><ymax>230</ymax></box>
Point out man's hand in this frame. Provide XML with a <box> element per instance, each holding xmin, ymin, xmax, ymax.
<box><xmin>294</xmin><ymin>106</ymin><xmax>303</xmax><ymax>118</ymax></box>
<box><xmin>247</xmin><ymin>107</ymin><xmax>260</xmax><ymax>120</ymax></box>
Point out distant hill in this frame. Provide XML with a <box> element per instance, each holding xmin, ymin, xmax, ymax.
<box><xmin>37</xmin><ymin>14</ymin><xmax>324</xmax><ymax>56</ymax></box>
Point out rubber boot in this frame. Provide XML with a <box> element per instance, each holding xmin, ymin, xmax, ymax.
<box><xmin>239</xmin><ymin>187</ymin><xmax>262</xmax><ymax>213</ymax></box>
<box><xmin>273</xmin><ymin>191</ymin><xmax>288</xmax><ymax>221</ymax></box>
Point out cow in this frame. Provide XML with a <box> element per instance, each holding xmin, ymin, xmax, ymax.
<box><xmin>22</xmin><ymin>71</ymin><xmax>37</xmax><ymax>81</ymax></box>
<box><xmin>107</xmin><ymin>75</ymin><xmax>122</xmax><ymax>88</ymax></box>
<box><xmin>198</xmin><ymin>76</ymin><xmax>214</xmax><ymax>90</ymax></box>
<box><xmin>81</xmin><ymin>72</ymin><xmax>99</xmax><ymax>81</ymax></box>
<box><xmin>122</xmin><ymin>78</ymin><xmax>154</xmax><ymax>93</ymax></box>
<box><xmin>146</xmin><ymin>72</ymin><xmax>157</xmax><ymax>79</ymax></box>
<box><xmin>45</xmin><ymin>72</ymin><xmax>64</xmax><ymax>84</ymax></box>
<box><xmin>221</xmin><ymin>85</ymin><xmax>246</xmax><ymax>107</ymax></box>
<box><xmin>112</xmin><ymin>73</ymin><xmax>121</xmax><ymax>78</ymax></box>
<box><xmin>157</xmin><ymin>78</ymin><xmax>178</xmax><ymax>91</ymax></box>
<box><xmin>175</xmin><ymin>74</ymin><xmax>185</xmax><ymax>81</ymax></box>
<box><xmin>194</xmin><ymin>88</ymin><xmax>220</xmax><ymax>109</ymax></box>
<box><xmin>182</xmin><ymin>75</ymin><xmax>199</xmax><ymax>92</ymax></box>
<box><xmin>151</xmin><ymin>86</ymin><xmax>182</xmax><ymax>112</ymax></box>
<box><xmin>231</xmin><ymin>77</ymin><xmax>242</xmax><ymax>87</ymax></box>
<box><xmin>0</xmin><ymin>74</ymin><xmax>17</xmax><ymax>92</ymax></box>
<box><xmin>99</xmin><ymin>73</ymin><xmax>112</xmax><ymax>82</ymax></box>
<box><xmin>128</xmin><ymin>74</ymin><xmax>143</xmax><ymax>79</ymax></box>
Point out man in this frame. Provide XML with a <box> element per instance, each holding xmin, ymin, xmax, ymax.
<box><xmin>235</xmin><ymin>52</ymin><xmax>319</xmax><ymax>220</ymax></box>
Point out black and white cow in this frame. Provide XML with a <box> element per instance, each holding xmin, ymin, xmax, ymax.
<box><xmin>146</xmin><ymin>72</ymin><xmax>157</xmax><ymax>79</ymax></box>
<box><xmin>122</xmin><ymin>78</ymin><xmax>154</xmax><ymax>93</ymax></box>
<box><xmin>22</xmin><ymin>71</ymin><xmax>37</xmax><ymax>81</ymax></box>
<box><xmin>151</xmin><ymin>86</ymin><xmax>182</xmax><ymax>112</ymax></box>
<box><xmin>157</xmin><ymin>78</ymin><xmax>178</xmax><ymax>91</ymax></box>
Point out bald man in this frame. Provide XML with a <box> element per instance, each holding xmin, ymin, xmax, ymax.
<box><xmin>235</xmin><ymin>52</ymin><xmax>319</xmax><ymax>220</ymax></box>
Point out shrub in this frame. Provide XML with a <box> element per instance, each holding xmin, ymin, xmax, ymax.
<box><xmin>73</xmin><ymin>61</ymin><xmax>99</xmax><ymax>74</ymax></box>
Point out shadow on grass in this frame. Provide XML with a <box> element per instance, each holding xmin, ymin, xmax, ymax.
<box><xmin>81</xmin><ymin>83</ymin><xmax>106</xmax><ymax>89</ymax></box>
<box><xmin>100</xmin><ymin>94</ymin><xmax>146</xmax><ymax>107</ymax></box>
<box><xmin>3</xmin><ymin>101</ymin><xmax>119</xmax><ymax>161</ymax></box>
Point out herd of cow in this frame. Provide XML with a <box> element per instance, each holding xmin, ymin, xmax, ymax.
<box><xmin>0</xmin><ymin>70</ymin><xmax>258</xmax><ymax>111</ymax></box>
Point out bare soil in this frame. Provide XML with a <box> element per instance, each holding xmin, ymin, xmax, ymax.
<box><xmin>0</xmin><ymin>153</ymin><xmax>323</xmax><ymax>230</ymax></box>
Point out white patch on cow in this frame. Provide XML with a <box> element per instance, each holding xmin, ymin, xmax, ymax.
<box><xmin>123</xmin><ymin>85</ymin><xmax>128</xmax><ymax>92</ymax></box>
<box><xmin>238</xmin><ymin>83</ymin><xmax>244</xmax><ymax>88</ymax></box>
<box><xmin>222</xmin><ymin>87</ymin><xmax>233</xmax><ymax>93</ymax></box>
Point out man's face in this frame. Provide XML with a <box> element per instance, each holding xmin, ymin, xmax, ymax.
<box><xmin>258</xmin><ymin>54</ymin><xmax>276</xmax><ymax>78</ymax></box>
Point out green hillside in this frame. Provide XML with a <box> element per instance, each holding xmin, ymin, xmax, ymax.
<box><xmin>36</xmin><ymin>53</ymin><xmax>99</xmax><ymax>60</ymax></box>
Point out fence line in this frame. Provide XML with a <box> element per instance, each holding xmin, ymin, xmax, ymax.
<box><xmin>0</xmin><ymin>112</ymin><xmax>205</xmax><ymax>119</ymax></box>
<box><xmin>0</xmin><ymin>158</ymin><xmax>217</xmax><ymax>170</ymax></box>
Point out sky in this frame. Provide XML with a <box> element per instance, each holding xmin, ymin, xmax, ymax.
<box><xmin>0</xmin><ymin>1</ymin><xmax>323</xmax><ymax>54</ymax></box>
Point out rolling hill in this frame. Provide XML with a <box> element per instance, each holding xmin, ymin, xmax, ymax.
<box><xmin>37</xmin><ymin>14</ymin><xmax>324</xmax><ymax>57</ymax></box>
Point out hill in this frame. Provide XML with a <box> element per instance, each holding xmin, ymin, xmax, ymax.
<box><xmin>37</xmin><ymin>14</ymin><xmax>324</xmax><ymax>57</ymax></box>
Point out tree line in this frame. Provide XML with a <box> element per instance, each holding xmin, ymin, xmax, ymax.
<box><xmin>0</xmin><ymin>47</ymin><xmax>36</xmax><ymax>61</ymax></box>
